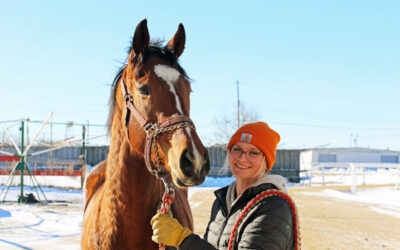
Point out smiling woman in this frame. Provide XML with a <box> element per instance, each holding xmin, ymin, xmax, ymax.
<box><xmin>228</xmin><ymin>141</ymin><xmax>267</xmax><ymax>196</ymax></box>
<box><xmin>151</xmin><ymin>122</ymin><xmax>301</xmax><ymax>250</ymax></box>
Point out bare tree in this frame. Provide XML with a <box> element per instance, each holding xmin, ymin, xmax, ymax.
<box><xmin>212</xmin><ymin>102</ymin><xmax>261</xmax><ymax>145</ymax></box>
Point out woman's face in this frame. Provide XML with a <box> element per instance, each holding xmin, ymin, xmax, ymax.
<box><xmin>229</xmin><ymin>141</ymin><xmax>266</xmax><ymax>183</ymax></box>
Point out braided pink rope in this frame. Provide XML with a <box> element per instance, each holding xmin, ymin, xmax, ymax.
<box><xmin>158</xmin><ymin>190</ymin><xmax>175</xmax><ymax>250</ymax></box>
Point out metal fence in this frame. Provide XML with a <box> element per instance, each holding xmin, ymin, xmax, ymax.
<box><xmin>0</xmin><ymin>145</ymin><xmax>302</xmax><ymax>180</ymax></box>
<box><xmin>304</xmin><ymin>162</ymin><xmax>400</xmax><ymax>193</ymax></box>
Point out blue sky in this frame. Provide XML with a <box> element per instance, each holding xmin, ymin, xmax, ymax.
<box><xmin>1</xmin><ymin>1</ymin><xmax>399</xmax><ymax>150</ymax></box>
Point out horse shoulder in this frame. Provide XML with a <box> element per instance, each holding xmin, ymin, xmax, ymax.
<box><xmin>83</xmin><ymin>160</ymin><xmax>107</xmax><ymax>206</ymax></box>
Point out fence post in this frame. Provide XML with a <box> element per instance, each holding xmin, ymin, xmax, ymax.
<box><xmin>362</xmin><ymin>167</ymin><xmax>365</xmax><ymax>186</ymax></box>
<box><xmin>322</xmin><ymin>167</ymin><xmax>325</xmax><ymax>186</ymax></box>
<box><xmin>351</xmin><ymin>163</ymin><xmax>357</xmax><ymax>194</ymax></box>
<box><xmin>396</xmin><ymin>166</ymin><xmax>399</xmax><ymax>190</ymax></box>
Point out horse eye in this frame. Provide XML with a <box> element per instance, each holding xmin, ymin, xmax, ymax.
<box><xmin>139</xmin><ymin>85</ymin><xmax>152</xmax><ymax>95</ymax></box>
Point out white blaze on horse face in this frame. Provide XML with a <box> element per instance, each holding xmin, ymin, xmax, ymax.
<box><xmin>167</xmin><ymin>127</ymin><xmax>204</xmax><ymax>185</ymax></box>
<box><xmin>154</xmin><ymin>64</ymin><xmax>183</xmax><ymax>114</ymax></box>
<box><xmin>185</xmin><ymin>127</ymin><xmax>203</xmax><ymax>171</ymax></box>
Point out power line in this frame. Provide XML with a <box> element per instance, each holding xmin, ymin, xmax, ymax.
<box><xmin>29</xmin><ymin>120</ymin><xmax>105</xmax><ymax>127</ymax></box>
<box><xmin>269</xmin><ymin>121</ymin><xmax>400</xmax><ymax>131</ymax></box>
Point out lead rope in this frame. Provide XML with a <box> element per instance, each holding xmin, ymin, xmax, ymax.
<box><xmin>228</xmin><ymin>190</ymin><xmax>301</xmax><ymax>250</ymax></box>
<box><xmin>158</xmin><ymin>177</ymin><xmax>175</xmax><ymax>250</ymax></box>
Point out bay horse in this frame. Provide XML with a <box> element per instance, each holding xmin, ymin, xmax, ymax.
<box><xmin>81</xmin><ymin>19</ymin><xmax>210</xmax><ymax>250</ymax></box>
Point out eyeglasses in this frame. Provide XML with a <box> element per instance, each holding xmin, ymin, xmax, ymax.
<box><xmin>230</xmin><ymin>146</ymin><xmax>263</xmax><ymax>162</ymax></box>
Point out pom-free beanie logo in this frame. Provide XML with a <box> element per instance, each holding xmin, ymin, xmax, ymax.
<box><xmin>240</xmin><ymin>133</ymin><xmax>253</xmax><ymax>143</ymax></box>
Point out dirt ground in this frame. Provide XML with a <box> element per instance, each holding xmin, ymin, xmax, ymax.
<box><xmin>190</xmin><ymin>185</ymin><xmax>400</xmax><ymax>250</ymax></box>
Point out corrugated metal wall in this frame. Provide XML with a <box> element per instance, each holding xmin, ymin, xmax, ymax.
<box><xmin>86</xmin><ymin>146</ymin><xmax>109</xmax><ymax>166</ymax></box>
<box><xmin>207</xmin><ymin>146</ymin><xmax>230</xmax><ymax>177</ymax></box>
<box><xmin>205</xmin><ymin>147</ymin><xmax>302</xmax><ymax>180</ymax></box>
<box><xmin>272</xmin><ymin>149</ymin><xmax>301</xmax><ymax>181</ymax></box>
<box><xmin>0</xmin><ymin>146</ymin><xmax>84</xmax><ymax>170</ymax></box>
<box><xmin>0</xmin><ymin>146</ymin><xmax>302</xmax><ymax>180</ymax></box>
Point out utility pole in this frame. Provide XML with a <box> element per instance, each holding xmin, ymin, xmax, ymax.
<box><xmin>82</xmin><ymin>125</ymin><xmax>86</xmax><ymax>163</ymax></box>
<box><xmin>86</xmin><ymin>120</ymin><xmax>89</xmax><ymax>162</ymax></box>
<box><xmin>50</xmin><ymin>115</ymin><xmax>53</xmax><ymax>157</ymax></box>
<box><xmin>236</xmin><ymin>80</ymin><xmax>240</xmax><ymax>129</ymax></box>
<box><xmin>19</xmin><ymin>121</ymin><xmax>25</xmax><ymax>203</ymax></box>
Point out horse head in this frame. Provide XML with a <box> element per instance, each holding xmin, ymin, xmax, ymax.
<box><xmin>110</xmin><ymin>19</ymin><xmax>209</xmax><ymax>188</ymax></box>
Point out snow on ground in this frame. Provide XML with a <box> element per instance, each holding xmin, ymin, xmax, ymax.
<box><xmin>301</xmin><ymin>187</ymin><xmax>400</xmax><ymax>218</ymax></box>
<box><xmin>0</xmin><ymin>171</ymin><xmax>398</xmax><ymax>249</ymax></box>
<box><xmin>0</xmin><ymin>175</ymin><xmax>82</xmax><ymax>189</ymax></box>
<box><xmin>300</xmin><ymin>168</ymin><xmax>400</xmax><ymax>218</ymax></box>
<box><xmin>0</xmin><ymin>186</ymin><xmax>83</xmax><ymax>250</ymax></box>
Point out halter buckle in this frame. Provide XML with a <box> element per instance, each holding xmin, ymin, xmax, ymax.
<box><xmin>124</xmin><ymin>94</ymin><xmax>132</xmax><ymax>104</ymax></box>
<box><xmin>144</xmin><ymin>123</ymin><xmax>156</xmax><ymax>134</ymax></box>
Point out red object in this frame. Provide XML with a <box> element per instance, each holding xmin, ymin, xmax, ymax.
<box><xmin>228</xmin><ymin>189</ymin><xmax>301</xmax><ymax>250</ymax></box>
<box><xmin>158</xmin><ymin>187</ymin><xmax>175</xmax><ymax>250</ymax></box>
<box><xmin>0</xmin><ymin>169</ymin><xmax>82</xmax><ymax>176</ymax></box>
<box><xmin>0</xmin><ymin>156</ymin><xmax>20</xmax><ymax>162</ymax></box>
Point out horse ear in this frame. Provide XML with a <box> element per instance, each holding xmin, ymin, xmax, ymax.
<box><xmin>131</xmin><ymin>19</ymin><xmax>150</xmax><ymax>57</ymax></box>
<box><xmin>166</xmin><ymin>23</ymin><xmax>186</xmax><ymax>58</ymax></box>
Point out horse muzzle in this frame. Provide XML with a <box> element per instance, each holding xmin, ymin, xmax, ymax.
<box><xmin>173</xmin><ymin>149</ymin><xmax>210</xmax><ymax>187</ymax></box>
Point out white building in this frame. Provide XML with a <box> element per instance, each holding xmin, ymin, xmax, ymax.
<box><xmin>300</xmin><ymin>147</ymin><xmax>400</xmax><ymax>171</ymax></box>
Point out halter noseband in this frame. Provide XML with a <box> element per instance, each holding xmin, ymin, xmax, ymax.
<box><xmin>120</xmin><ymin>78</ymin><xmax>195</xmax><ymax>178</ymax></box>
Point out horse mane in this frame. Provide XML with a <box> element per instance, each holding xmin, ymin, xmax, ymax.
<box><xmin>106</xmin><ymin>40</ymin><xmax>190</xmax><ymax>134</ymax></box>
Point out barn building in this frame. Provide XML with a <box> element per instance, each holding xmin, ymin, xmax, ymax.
<box><xmin>300</xmin><ymin>147</ymin><xmax>400</xmax><ymax>171</ymax></box>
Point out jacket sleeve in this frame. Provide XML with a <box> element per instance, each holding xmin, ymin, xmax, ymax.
<box><xmin>237</xmin><ymin>196</ymin><xmax>294</xmax><ymax>250</ymax></box>
<box><xmin>178</xmin><ymin>200</ymin><xmax>221</xmax><ymax>250</ymax></box>
<box><xmin>178</xmin><ymin>234</ymin><xmax>217</xmax><ymax>250</ymax></box>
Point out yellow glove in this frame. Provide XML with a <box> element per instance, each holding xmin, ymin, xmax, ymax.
<box><xmin>151</xmin><ymin>213</ymin><xmax>192</xmax><ymax>248</ymax></box>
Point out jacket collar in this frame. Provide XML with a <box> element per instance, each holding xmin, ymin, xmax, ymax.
<box><xmin>215</xmin><ymin>183</ymin><xmax>277</xmax><ymax>216</ymax></box>
<box><xmin>214</xmin><ymin>186</ymin><xmax>229</xmax><ymax>216</ymax></box>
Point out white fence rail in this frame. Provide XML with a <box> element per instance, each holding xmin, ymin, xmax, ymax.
<box><xmin>303</xmin><ymin>162</ymin><xmax>400</xmax><ymax>193</ymax></box>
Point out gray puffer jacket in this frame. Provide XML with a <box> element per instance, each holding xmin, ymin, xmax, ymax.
<box><xmin>179</xmin><ymin>175</ymin><xmax>295</xmax><ymax>250</ymax></box>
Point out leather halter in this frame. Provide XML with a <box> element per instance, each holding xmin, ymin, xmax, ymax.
<box><xmin>120</xmin><ymin>77</ymin><xmax>195</xmax><ymax>178</ymax></box>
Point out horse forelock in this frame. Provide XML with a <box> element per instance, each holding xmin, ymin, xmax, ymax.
<box><xmin>130</xmin><ymin>40</ymin><xmax>189</xmax><ymax>81</ymax></box>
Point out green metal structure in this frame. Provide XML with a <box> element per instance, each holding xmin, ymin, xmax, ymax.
<box><xmin>0</xmin><ymin>120</ymin><xmax>48</xmax><ymax>204</ymax></box>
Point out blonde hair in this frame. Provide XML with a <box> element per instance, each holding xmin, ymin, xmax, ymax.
<box><xmin>261</xmin><ymin>157</ymin><xmax>268</xmax><ymax>173</ymax></box>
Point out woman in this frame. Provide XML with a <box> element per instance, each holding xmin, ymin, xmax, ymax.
<box><xmin>151</xmin><ymin>122</ymin><xmax>298</xmax><ymax>249</ymax></box>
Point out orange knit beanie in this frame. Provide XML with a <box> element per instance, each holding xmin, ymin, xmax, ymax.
<box><xmin>227</xmin><ymin>122</ymin><xmax>280</xmax><ymax>172</ymax></box>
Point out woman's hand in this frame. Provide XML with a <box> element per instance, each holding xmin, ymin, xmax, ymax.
<box><xmin>151</xmin><ymin>213</ymin><xmax>192</xmax><ymax>248</ymax></box>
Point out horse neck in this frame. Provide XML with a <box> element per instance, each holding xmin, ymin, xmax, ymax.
<box><xmin>107</xmin><ymin>118</ymin><xmax>163</xmax><ymax>204</ymax></box>
<box><xmin>100</xmin><ymin>118</ymin><xmax>164</xmax><ymax>246</ymax></box>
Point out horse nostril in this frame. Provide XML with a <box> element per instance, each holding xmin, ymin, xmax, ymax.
<box><xmin>180</xmin><ymin>149</ymin><xmax>194</xmax><ymax>177</ymax></box>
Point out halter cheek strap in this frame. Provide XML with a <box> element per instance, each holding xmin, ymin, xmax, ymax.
<box><xmin>121</xmin><ymin>79</ymin><xmax>152</xmax><ymax>132</ymax></box>
<box><xmin>120</xmin><ymin>78</ymin><xmax>195</xmax><ymax>178</ymax></box>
